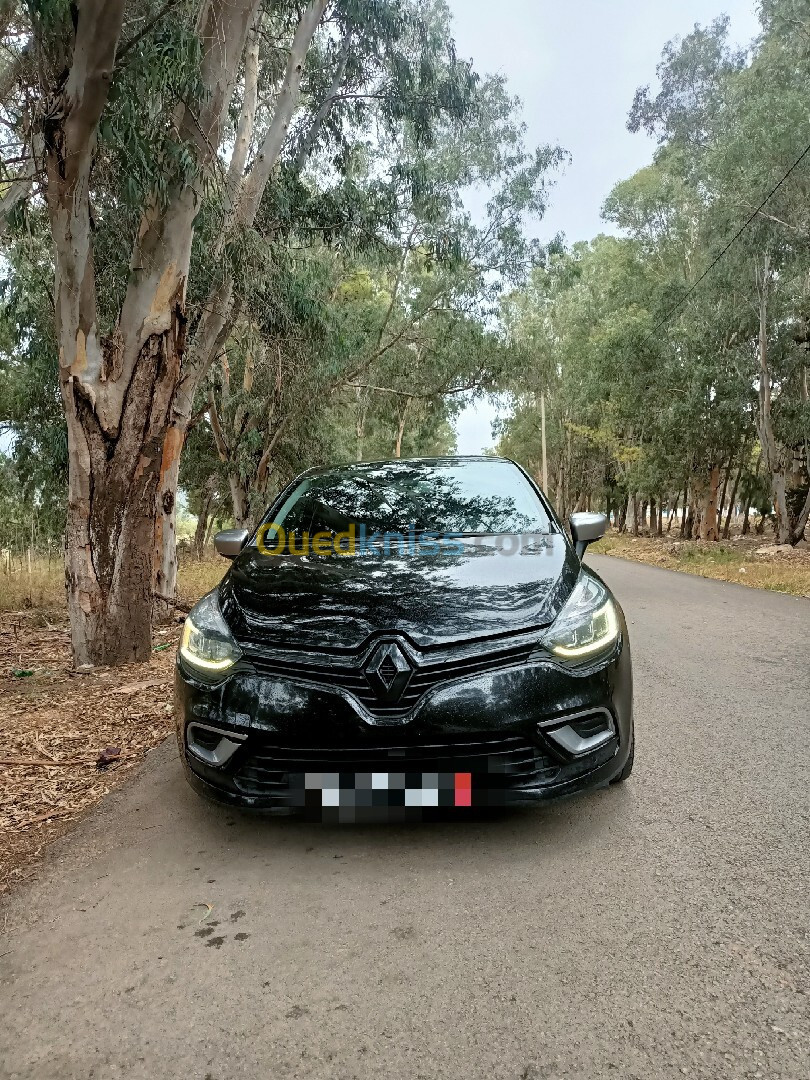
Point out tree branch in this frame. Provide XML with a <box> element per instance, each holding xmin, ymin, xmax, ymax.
<box><xmin>116</xmin><ymin>0</ymin><xmax>180</xmax><ymax>66</ymax></box>
<box><xmin>237</xmin><ymin>0</ymin><xmax>328</xmax><ymax>230</ymax></box>
<box><xmin>292</xmin><ymin>24</ymin><xmax>352</xmax><ymax>173</ymax></box>
<box><xmin>207</xmin><ymin>386</ymin><xmax>229</xmax><ymax>461</ymax></box>
<box><xmin>225</xmin><ymin>18</ymin><xmax>260</xmax><ymax>205</ymax></box>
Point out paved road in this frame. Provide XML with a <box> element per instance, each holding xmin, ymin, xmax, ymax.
<box><xmin>1</xmin><ymin>557</ymin><xmax>808</xmax><ymax>1080</ymax></box>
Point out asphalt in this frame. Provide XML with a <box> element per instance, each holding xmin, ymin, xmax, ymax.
<box><xmin>1</xmin><ymin>556</ymin><xmax>808</xmax><ymax>1080</ymax></box>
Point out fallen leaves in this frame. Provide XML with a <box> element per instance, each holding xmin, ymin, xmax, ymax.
<box><xmin>95</xmin><ymin>746</ymin><xmax>122</xmax><ymax>769</ymax></box>
<box><xmin>0</xmin><ymin>612</ymin><xmax>180</xmax><ymax>895</ymax></box>
<box><xmin>112</xmin><ymin>678</ymin><xmax>169</xmax><ymax>696</ymax></box>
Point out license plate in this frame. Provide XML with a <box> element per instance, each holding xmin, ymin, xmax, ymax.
<box><xmin>298</xmin><ymin>771</ymin><xmax>473</xmax><ymax>808</ymax></box>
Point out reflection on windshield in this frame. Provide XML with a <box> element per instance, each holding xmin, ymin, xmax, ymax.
<box><xmin>260</xmin><ymin>460</ymin><xmax>553</xmax><ymax>538</ymax></box>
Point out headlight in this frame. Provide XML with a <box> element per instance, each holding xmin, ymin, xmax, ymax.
<box><xmin>543</xmin><ymin>573</ymin><xmax>619</xmax><ymax>661</ymax></box>
<box><xmin>179</xmin><ymin>592</ymin><xmax>242</xmax><ymax>674</ymax></box>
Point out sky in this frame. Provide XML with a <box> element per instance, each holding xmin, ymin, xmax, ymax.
<box><xmin>450</xmin><ymin>0</ymin><xmax>762</xmax><ymax>455</ymax></box>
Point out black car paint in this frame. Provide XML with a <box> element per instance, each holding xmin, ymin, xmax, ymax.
<box><xmin>175</xmin><ymin>457</ymin><xmax>633</xmax><ymax>810</ymax></box>
<box><xmin>220</xmin><ymin>533</ymin><xmax>578</xmax><ymax>651</ymax></box>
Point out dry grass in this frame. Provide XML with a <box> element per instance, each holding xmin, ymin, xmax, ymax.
<box><xmin>177</xmin><ymin>554</ymin><xmax>227</xmax><ymax>608</ymax></box>
<box><xmin>592</xmin><ymin>531</ymin><xmax>810</xmax><ymax>598</ymax></box>
<box><xmin>0</xmin><ymin>551</ymin><xmax>226</xmax><ymax>614</ymax></box>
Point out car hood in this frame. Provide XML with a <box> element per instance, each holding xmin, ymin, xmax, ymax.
<box><xmin>220</xmin><ymin>534</ymin><xmax>580</xmax><ymax>651</ymax></box>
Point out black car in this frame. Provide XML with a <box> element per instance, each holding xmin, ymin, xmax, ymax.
<box><xmin>175</xmin><ymin>457</ymin><xmax>633</xmax><ymax>818</ymax></box>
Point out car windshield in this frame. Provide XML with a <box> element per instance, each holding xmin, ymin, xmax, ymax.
<box><xmin>258</xmin><ymin>460</ymin><xmax>554</xmax><ymax>539</ymax></box>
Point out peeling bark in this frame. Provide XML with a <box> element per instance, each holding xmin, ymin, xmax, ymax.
<box><xmin>40</xmin><ymin>0</ymin><xmax>257</xmax><ymax>663</ymax></box>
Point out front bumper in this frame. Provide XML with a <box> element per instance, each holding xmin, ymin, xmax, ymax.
<box><xmin>174</xmin><ymin>633</ymin><xmax>633</xmax><ymax>812</ymax></box>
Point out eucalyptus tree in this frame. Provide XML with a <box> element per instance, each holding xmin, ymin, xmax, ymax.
<box><xmin>498</xmin><ymin>7</ymin><xmax>810</xmax><ymax>545</ymax></box>
<box><xmin>2</xmin><ymin>0</ymin><xmax>288</xmax><ymax>663</ymax></box>
<box><xmin>627</xmin><ymin>10</ymin><xmax>810</xmax><ymax>543</ymax></box>
<box><xmin>603</xmin><ymin>160</ymin><xmax>755</xmax><ymax>540</ymax></box>
<box><xmin>0</xmin><ymin>0</ymin><xmax>479</xmax><ymax>663</ymax></box>
<box><xmin>186</xmin><ymin>65</ymin><xmax>563</xmax><ymax>530</ymax></box>
<box><xmin>151</xmin><ymin>0</ymin><xmax>481</xmax><ymax>618</ymax></box>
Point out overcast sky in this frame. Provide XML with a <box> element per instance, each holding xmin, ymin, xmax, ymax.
<box><xmin>450</xmin><ymin>0</ymin><xmax>762</xmax><ymax>454</ymax></box>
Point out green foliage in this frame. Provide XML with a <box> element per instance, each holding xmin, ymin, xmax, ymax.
<box><xmin>498</xmin><ymin>5</ymin><xmax>810</xmax><ymax>538</ymax></box>
<box><xmin>0</xmin><ymin>0</ymin><xmax>561</xmax><ymax>546</ymax></box>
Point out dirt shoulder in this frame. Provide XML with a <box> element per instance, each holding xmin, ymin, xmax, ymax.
<box><xmin>0</xmin><ymin>612</ymin><xmax>181</xmax><ymax>895</ymax></box>
<box><xmin>592</xmin><ymin>530</ymin><xmax>810</xmax><ymax>598</ymax></box>
<box><xmin>0</xmin><ymin>557</ymin><xmax>225</xmax><ymax>896</ymax></box>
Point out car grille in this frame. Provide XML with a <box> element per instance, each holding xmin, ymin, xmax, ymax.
<box><xmin>243</xmin><ymin>640</ymin><xmax>535</xmax><ymax>718</ymax></box>
<box><xmin>232</xmin><ymin>735</ymin><xmax>559</xmax><ymax>798</ymax></box>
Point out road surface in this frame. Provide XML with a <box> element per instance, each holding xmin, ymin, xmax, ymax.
<box><xmin>1</xmin><ymin>557</ymin><xmax>808</xmax><ymax>1080</ymax></box>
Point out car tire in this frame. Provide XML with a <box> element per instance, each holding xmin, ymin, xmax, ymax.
<box><xmin>610</xmin><ymin>732</ymin><xmax>634</xmax><ymax>784</ymax></box>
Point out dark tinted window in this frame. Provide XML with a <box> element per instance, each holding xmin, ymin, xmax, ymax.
<box><xmin>261</xmin><ymin>460</ymin><xmax>553</xmax><ymax>537</ymax></box>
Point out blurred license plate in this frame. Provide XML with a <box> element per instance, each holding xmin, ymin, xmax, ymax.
<box><xmin>301</xmin><ymin>771</ymin><xmax>473</xmax><ymax>808</ymax></box>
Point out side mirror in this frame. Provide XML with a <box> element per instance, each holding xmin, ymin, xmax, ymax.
<box><xmin>569</xmin><ymin>513</ymin><xmax>607</xmax><ymax>560</ymax></box>
<box><xmin>214</xmin><ymin>528</ymin><xmax>249</xmax><ymax>560</ymax></box>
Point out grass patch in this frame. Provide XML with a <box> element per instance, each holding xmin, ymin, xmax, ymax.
<box><xmin>0</xmin><ymin>552</ymin><xmax>227</xmax><ymax>614</ymax></box>
<box><xmin>592</xmin><ymin>533</ymin><xmax>810</xmax><ymax>598</ymax></box>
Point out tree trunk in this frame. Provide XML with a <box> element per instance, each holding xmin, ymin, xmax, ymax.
<box><xmin>41</xmin><ymin>0</ymin><xmax>258</xmax><ymax>664</ymax></box>
<box><xmin>555</xmin><ymin>458</ymin><xmax>566</xmax><ymax>520</ymax></box>
<box><xmin>648</xmin><ymin>497</ymin><xmax>658</xmax><ymax>536</ymax></box>
<box><xmin>700</xmin><ymin>464</ymin><xmax>720</xmax><ymax>542</ymax></box>
<box><xmin>616</xmin><ymin>494</ymin><xmax>629</xmax><ymax>534</ymax></box>
<box><xmin>152</xmin><ymin>419</ymin><xmax>185</xmax><ymax>623</ymax></box>
<box><xmin>723</xmin><ymin>466</ymin><xmax>743</xmax><ymax>540</ymax></box>
<box><xmin>193</xmin><ymin>474</ymin><xmax>218</xmax><ymax>559</ymax></box>
<box><xmin>742</xmin><ymin>456</ymin><xmax>760</xmax><ymax>537</ymax></box>
<box><xmin>630</xmin><ymin>494</ymin><xmax>640</xmax><ymax>536</ymax></box>
<box><xmin>62</xmin><ymin>338</ymin><xmax>181</xmax><ymax>665</ymax></box>
<box><xmin>563</xmin><ymin>426</ymin><xmax>572</xmax><ymax>522</ymax></box>
<box><xmin>741</xmin><ymin>497</ymin><xmax>752</xmax><ymax>536</ymax></box>
<box><xmin>692</xmin><ymin>500</ymin><xmax>702</xmax><ymax>540</ymax></box>
<box><xmin>684</xmin><ymin>496</ymin><xmax>695</xmax><ymax>541</ymax></box>
<box><xmin>753</xmin><ymin>257</ymin><xmax>810</xmax><ymax>544</ymax></box>
<box><xmin>667</xmin><ymin>491</ymin><xmax>679</xmax><ymax>533</ymax></box>
<box><xmin>717</xmin><ymin>460</ymin><xmax>731</xmax><ymax>535</ymax></box>
<box><xmin>150</xmin><ymin>0</ymin><xmax>328</xmax><ymax>621</ymax></box>
<box><xmin>229</xmin><ymin>474</ymin><xmax>250</xmax><ymax>529</ymax></box>
<box><xmin>356</xmin><ymin>397</ymin><xmax>367</xmax><ymax>462</ymax></box>
<box><xmin>42</xmin><ymin>0</ymin><xmax>162</xmax><ymax>666</ymax></box>
<box><xmin>205</xmin><ymin>504</ymin><xmax>222</xmax><ymax>549</ymax></box>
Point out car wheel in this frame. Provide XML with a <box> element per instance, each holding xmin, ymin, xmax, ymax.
<box><xmin>610</xmin><ymin>733</ymin><xmax>634</xmax><ymax>784</ymax></box>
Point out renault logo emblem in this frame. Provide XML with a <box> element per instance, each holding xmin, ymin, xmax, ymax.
<box><xmin>364</xmin><ymin>641</ymin><xmax>413</xmax><ymax>703</ymax></box>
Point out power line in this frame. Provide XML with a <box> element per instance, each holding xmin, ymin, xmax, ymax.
<box><xmin>643</xmin><ymin>137</ymin><xmax>810</xmax><ymax>343</ymax></box>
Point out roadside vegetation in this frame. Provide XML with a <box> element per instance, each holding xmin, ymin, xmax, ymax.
<box><xmin>498</xmin><ymin>5</ymin><xmax>810</xmax><ymax>556</ymax></box>
<box><xmin>1</xmin><ymin>0</ymin><xmax>562</xmax><ymax>667</ymax></box>
<box><xmin>592</xmin><ymin>531</ymin><xmax>810</xmax><ymax>598</ymax></box>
